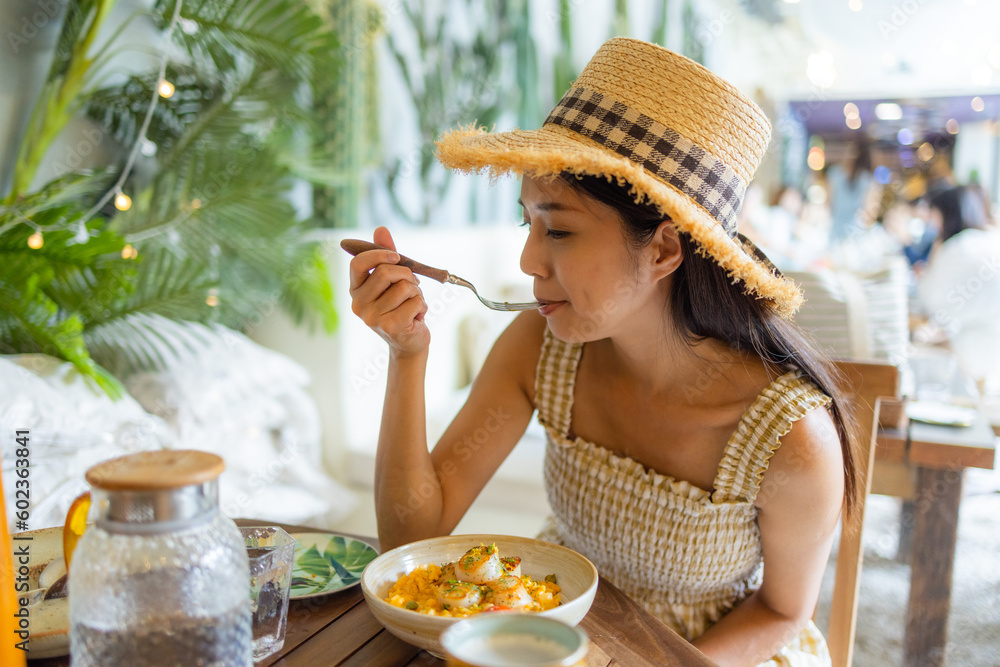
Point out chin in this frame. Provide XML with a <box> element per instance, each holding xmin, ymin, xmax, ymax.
<box><xmin>545</xmin><ymin>314</ymin><xmax>607</xmax><ymax>345</ymax></box>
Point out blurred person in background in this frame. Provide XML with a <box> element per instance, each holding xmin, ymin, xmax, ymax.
<box><xmin>918</xmin><ymin>185</ymin><xmax>1000</xmax><ymax>390</ymax></box>
<box><xmin>826</xmin><ymin>136</ymin><xmax>880</xmax><ymax>245</ymax></box>
<box><xmin>883</xmin><ymin>197</ymin><xmax>936</xmax><ymax>269</ymax></box>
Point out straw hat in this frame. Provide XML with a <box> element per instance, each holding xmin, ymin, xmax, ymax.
<box><xmin>436</xmin><ymin>37</ymin><xmax>803</xmax><ymax>319</ymax></box>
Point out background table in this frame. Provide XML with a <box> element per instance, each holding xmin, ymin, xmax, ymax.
<box><xmin>875</xmin><ymin>407</ymin><xmax>996</xmax><ymax>667</ymax></box>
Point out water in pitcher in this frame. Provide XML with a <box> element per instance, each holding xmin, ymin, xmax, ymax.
<box><xmin>73</xmin><ymin>606</ymin><xmax>251</xmax><ymax>667</ymax></box>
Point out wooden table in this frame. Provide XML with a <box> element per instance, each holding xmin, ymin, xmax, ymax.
<box><xmin>875</xmin><ymin>407</ymin><xmax>996</xmax><ymax>667</ymax></box>
<box><xmin>34</xmin><ymin>520</ymin><xmax>715</xmax><ymax>666</ymax></box>
<box><xmin>249</xmin><ymin>521</ymin><xmax>716</xmax><ymax>667</ymax></box>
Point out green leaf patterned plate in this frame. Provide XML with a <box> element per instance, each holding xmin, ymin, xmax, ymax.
<box><xmin>289</xmin><ymin>532</ymin><xmax>380</xmax><ymax>599</ymax></box>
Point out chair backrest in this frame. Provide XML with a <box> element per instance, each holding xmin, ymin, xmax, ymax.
<box><xmin>827</xmin><ymin>360</ymin><xmax>901</xmax><ymax>667</ymax></box>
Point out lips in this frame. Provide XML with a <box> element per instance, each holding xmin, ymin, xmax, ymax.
<box><xmin>535</xmin><ymin>299</ymin><xmax>565</xmax><ymax>315</ymax></box>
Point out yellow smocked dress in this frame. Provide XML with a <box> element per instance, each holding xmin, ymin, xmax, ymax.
<box><xmin>534</xmin><ymin>329</ymin><xmax>833</xmax><ymax>666</ymax></box>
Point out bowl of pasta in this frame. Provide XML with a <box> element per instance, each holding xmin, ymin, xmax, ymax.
<box><xmin>360</xmin><ymin>534</ymin><xmax>599</xmax><ymax>656</ymax></box>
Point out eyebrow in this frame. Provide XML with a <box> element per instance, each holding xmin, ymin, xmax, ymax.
<box><xmin>516</xmin><ymin>198</ymin><xmax>579</xmax><ymax>212</ymax></box>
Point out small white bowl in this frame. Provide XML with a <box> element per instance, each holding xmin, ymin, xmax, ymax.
<box><xmin>360</xmin><ymin>534</ymin><xmax>598</xmax><ymax>657</ymax></box>
<box><xmin>441</xmin><ymin>615</ymin><xmax>589</xmax><ymax>667</ymax></box>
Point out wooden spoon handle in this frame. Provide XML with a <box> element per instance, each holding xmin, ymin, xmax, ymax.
<box><xmin>340</xmin><ymin>239</ymin><xmax>451</xmax><ymax>284</ymax></box>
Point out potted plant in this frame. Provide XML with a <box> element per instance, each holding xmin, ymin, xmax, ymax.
<box><xmin>1</xmin><ymin>0</ymin><xmax>344</xmax><ymax>397</ymax></box>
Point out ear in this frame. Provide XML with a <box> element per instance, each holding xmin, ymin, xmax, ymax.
<box><xmin>649</xmin><ymin>220</ymin><xmax>683</xmax><ymax>279</ymax></box>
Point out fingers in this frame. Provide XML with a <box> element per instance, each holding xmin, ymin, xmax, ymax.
<box><xmin>348</xmin><ymin>240</ymin><xmax>424</xmax><ymax>328</ymax></box>
<box><xmin>360</xmin><ymin>275</ymin><xmax>422</xmax><ymax>322</ymax></box>
<box><xmin>373</xmin><ymin>225</ymin><xmax>395</xmax><ymax>251</ymax></box>
<box><xmin>348</xmin><ymin>247</ymin><xmax>401</xmax><ymax>291</ymax></box>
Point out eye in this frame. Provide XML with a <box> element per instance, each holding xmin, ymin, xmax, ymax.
<box><xmin>520</xmin><ymin>218</ymin><xmax>569</xmax><ymax>240</ymax></box>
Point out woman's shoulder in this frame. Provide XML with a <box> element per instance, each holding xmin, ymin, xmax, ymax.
<box><xmin>754</xmin><ymin>381</ymin><xmax>841</xmax><ymax>509</ymax></box>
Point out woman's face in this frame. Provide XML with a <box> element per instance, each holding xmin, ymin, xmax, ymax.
<box><xmin>518</xmin><ymin>175</ymin><xmax>663</xmax><ymax>343</ymax></box>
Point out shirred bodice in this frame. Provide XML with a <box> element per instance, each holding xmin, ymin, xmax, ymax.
<box><xmin>534</xmin><ymin>329</ymin><xmax>833</xmax><ymax>665</ymax></box>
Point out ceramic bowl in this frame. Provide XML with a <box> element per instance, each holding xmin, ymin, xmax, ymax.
<box><xmin>360</xmin><ymin>534</ymin><xmax>598</xmax><ymax>657</ymax></box>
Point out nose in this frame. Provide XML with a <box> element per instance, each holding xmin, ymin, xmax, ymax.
<box><xmin>519</xmin><ymin>228</ymin><xmax>548</xmax><ymax>279</ymax></box>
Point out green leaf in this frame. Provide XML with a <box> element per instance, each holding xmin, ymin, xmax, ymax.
<box><xmin>0</xmin><ymin>257</ymin><xmax>123</xmax><ymax>398</ymax></box>
<box><xmin>84</xmin><ymin>314</ymin><xmax>220</xmax><ymax>378</ymax></box>
<box><xmin>155</xmin><ymin>0</ymin><xmax>339</xmax><ymax>80</ymax></box>
<box><xmin>323</xmin><ymin>536</ymin><xmax>376</xmax><ymax>574</ymax></box>
<box><xmin>295</xmin><ymin>544</ymin><xmax>332</xmax><ymax>578</ymax></box>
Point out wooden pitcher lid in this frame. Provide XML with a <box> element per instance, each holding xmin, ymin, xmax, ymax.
<box><xmin>85</xmin><ymin>450</ymin><xmax>225</xmax><ymax>491</ymax></box>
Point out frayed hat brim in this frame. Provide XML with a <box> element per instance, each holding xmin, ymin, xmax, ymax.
<box><xmin>436</xmin><ymin>124</ymin><xmax>803</xmax><ymax>319</ymax></box>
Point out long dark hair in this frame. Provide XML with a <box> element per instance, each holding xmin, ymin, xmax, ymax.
<box><xmin>929</xmin><ymin>185</ymin><xmax>989</xmax><ymax>244</ymax></box>
<box><xmin>561</xmin><ymin>172</ymin><xmax>862</xmax><ymax>519</ymax></box>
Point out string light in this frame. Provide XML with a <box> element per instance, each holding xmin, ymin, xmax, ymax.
<box><xmin>114</xmin><ymin>192</ymin><xmax>132</xmax><ymax>211</ymax></box>
<box><xmin>77</xmin><ymin>0</ymin><xmax>182</xmax><ymax>226</ymax></box>
<box><xmin>846</xmin><ymin>116</ymin><xmax>862</xmax><ymax>130</ymax></box>
<box><xmin>27</xmin><ymin>231</ymin><xmax>44</xmax><ymax>249</ymax></box>
<box><xmin>206</xmin><ymin>288</ymin><xmax>220</xmax><ymax>307</ymax></box>
<box><xmin>121</xmin><ymin>244</ymin><xmax>138</xmax><ymax>259</ymax></box>
<box><xmin>971</xmin><ymin>96</ymin><xmax>986</xmax><ymax>112</ymax></box>
<box><xmin>807</xmin><ymin>147</ymin><xmax>826</xmax><ymax>171</ymax></box>
<box><xmin>158</xmin><ymin>80</ymin><xmax>176</xmax><ymax>99</ymax></box>
<box><xmin>843</xmin><ymin>102</ymin><xmax>859</xmax><ymax>119</ymax></box>
<box><xmin>946</xmin><ymin>119</ymin><xmax>960</xmax><ymax>134</ymax></box>
<box><xmin>191</xmin><ymin>198</ymin><xmax>202</xmax><ymax>209</ymax></box>
<box><xmin>807</xmin><ymin>51</ymin><xmax>837</xmax><ymax>88</ymax></box>
<box><xmin>74</xmin><ymin>223</ymin><xmax>89</xmax><ymax>244</ymax></box>
<box><xmin>875</xmin><ymin>103</ymin><xmax>902</xmax><ymax>120</ymax></box>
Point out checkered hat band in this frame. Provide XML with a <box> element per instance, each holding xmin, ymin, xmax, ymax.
<box><xmin>544</xmin><ymin>87</ymin><xmax>745</xmax><ymax>236</ymax></box>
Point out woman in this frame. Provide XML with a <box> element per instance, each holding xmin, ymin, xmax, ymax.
<box><xmin>349</xmin><ymin>39</ymin><xmax>859</xmax><ymax>666</ymax></box>
<box><xmin>918</xmin><ymin>185</ymin><xmax>1000</xmax><ymax>390</ymax></box>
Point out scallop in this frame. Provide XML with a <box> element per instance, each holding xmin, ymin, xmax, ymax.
<box><xmin>454</xmin><ymin>545</ymin><xmax>503</xmax><ymax>584</ymax></box>
<box><xmin>436</xmin><ymin>580</ymin><xmax>483</xmax><ymax>609</ymax></box>
<box><xmin>485</xmin><ymin>575</ymin><xmax>534</xmax><ymax>610</ymax></box>
<box><xmin>436</xmin><ymin>561</ymin><xmax>458</xmax><ymax>583</ymax></box>
<box><xmin>500</xmin><ymin>556</ymin><xmax>521</xmax><ymax>577</ymax></box>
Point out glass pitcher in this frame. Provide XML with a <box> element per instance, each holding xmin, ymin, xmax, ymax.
<box><xmin>69</xmin><ymin>450</ymin><xmax>251</xmax><ymax>666</ymax></box>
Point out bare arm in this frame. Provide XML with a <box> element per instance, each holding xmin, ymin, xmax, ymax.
<box><xmin>348</xmin><ymin>227</ymin><xmax>544</xmax><ymax>551</ymax></box>
<box><xmin>692</xmin><ymin>407</ymin><xmax>844</xmax><ymax>666</ymax></box>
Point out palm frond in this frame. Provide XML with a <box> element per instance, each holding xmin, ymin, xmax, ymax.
<box><xmin>85</xmin><ymin>64</ymin><xmax>226</xmax><ymax>156</ymax></box>
<box><xmin>84</xmin><ymin>248</ymin><xmax>215</xmax><ymax>326</ymax></box>
<box><xmin>0</xmin><ymin>221</ymin><xmax>125</xmax><ymax>269</ymax></box>
<box><xmin>85</xmin><ymin>312</ymin><xmax>222</xmax><ymax>377</ymax></box>
<box><xmin>154</xmin><ymin>0</ymin><xmax>340</xmax><ymax>80</ymax></box>
<box><xmin>0</xmin><ymin>256</ymin><xmax>123</xmax><ymax>398</ymax></box>
<box><xmin>47</xmin><ymin>0</ymin><xmax>102</xmax><ymax>81</ymax></box>
<box><xmin>4</xmin><ymin>0</ymin><xmax>343</xmax><ymax>398</ymax></box>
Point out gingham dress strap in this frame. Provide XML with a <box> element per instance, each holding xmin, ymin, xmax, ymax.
<box><xmin>534</xmin><ymin>327</ymin><xmax>584</xmax><ymax>438</ymax></box>
<box><xmin>712</xmin><ymin>371</ymin><xmax>832</xmax><ymax>503</ymax></box>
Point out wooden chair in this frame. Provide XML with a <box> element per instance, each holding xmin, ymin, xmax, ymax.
<box><xmin>825</xmin><ymin>360</ymin><xmax>901</xmax><ymax>667</ymax></box>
